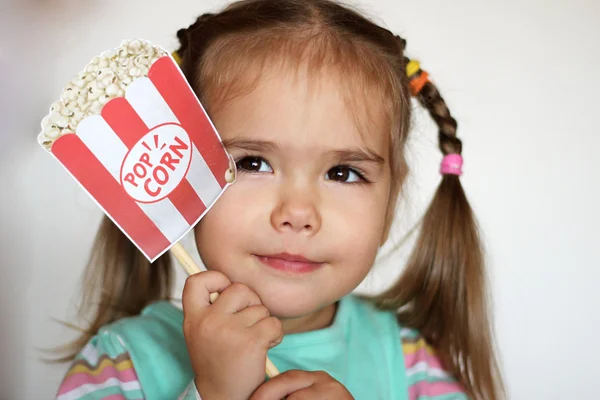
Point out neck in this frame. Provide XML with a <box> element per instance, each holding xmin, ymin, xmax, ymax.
<box><xmin>280</xmin><ymin>302</ymin><xmax>338</xmax><ymax>334</ymax></box>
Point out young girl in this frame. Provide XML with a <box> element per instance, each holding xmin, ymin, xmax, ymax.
<box><xmin>55</xmin><ymin>0</ymin><xmax>504</xmax><ymax>399</ymax></box>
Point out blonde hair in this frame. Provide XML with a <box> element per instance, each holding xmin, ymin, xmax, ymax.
<box><xmin>62</xmin><ymin>1</ymin><xmax>504</xmax><ymax>398</ymax></box>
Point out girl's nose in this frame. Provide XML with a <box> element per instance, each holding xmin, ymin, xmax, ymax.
<box><xmin>270</xmin><ymin>189</ymin><xmax>321</xmax><ymax>236</ymax></box>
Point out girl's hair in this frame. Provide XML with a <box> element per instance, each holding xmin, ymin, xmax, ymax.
<box><xmin>62</xmin><ymin>0</ymin><xmax>503</xmax><ymax>397</ymax></box>
<box><xmin>56</xmin><ymin>217</ymin><xmax>173</xmax><ymax>361</ymax></box>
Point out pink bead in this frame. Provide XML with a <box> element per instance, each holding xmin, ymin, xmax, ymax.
<box><xmin>440</xmin><ymin>154</ymin><xmax>463</xmax><ymax>176</ymax></box>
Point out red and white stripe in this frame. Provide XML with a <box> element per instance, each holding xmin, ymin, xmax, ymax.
<box><xmin>52</xmin><ymin>56</ymin><xmax>230</xmax><ymax>261</ymax></box>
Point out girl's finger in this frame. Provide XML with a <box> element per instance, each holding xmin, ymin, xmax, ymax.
<box><xmin>250</xmin><ymin>370</ymin><xmax>314</xmax><ymax>400</ymax></box>
<box><xmin>285</xmin><ymin>386</ymin><xmax>322</xmax><ymax>399</ymax></box>
<box><xmin>212</xmin><ymin>282</ymin><xmax>263</xmax><ymax>314</ymax></box>
<box><xmin>251</xmin><ymin>315</ymin><xmax>284</xmax><ymax>348</ymax></box>
<box><xmin>182</xmin><ymin>270</ymin><xmax>232</xmax><ymax>314</ymax></box>
<box><xmin>236</xmin><ymin>305</ymin><xmax>271</xmax><ymax>327</ymax></box>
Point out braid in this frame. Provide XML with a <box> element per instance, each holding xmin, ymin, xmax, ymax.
<box><xmin>175</xmin><ymin>13</ymin><xmax>216</xmax><ymax>74</ymax></box>
<box><xmin>418</xmin><ymin>83</ymin><xmax>462</xmax><ymax>155</ymax></box>
<box><xmin>396</xmin><ymin>37</ymin><xmax>461</xmax><ymax>156</ymax></box>
<box><xmin>394</xmin><ymin>35</ymin><xmax>407</xmax><ymax>54</ymax></box>
<box><xmin>390</xmin><ymin>34</ymin><xmax>461</xmax><ymax>156</ymax></box>
<box><xmin>176</xmin><ymin>13</ymin><xmax>215</xmax><ymax>53</ymax></box>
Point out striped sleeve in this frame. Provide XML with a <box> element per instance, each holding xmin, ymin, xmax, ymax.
<box><xmin>55</xmin><ymin>330</ymin><xmax>200</xmax><ymax>400</ymax></box>
<box><xmin>401</xmin><ymin>328</ymin><xmax>469</xmax><ymax>400</ymax></box>
<box><xmin>55</xmin><ymin>334</ymin><xmax>143</xmax><ymax>400</ymax></box>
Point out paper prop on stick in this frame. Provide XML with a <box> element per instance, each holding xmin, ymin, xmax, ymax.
<box><xmin>38</xmin><ymin>39</ymin><xmax>279</xmax><ymax>377</ymax></box>
<box><xmin>38</xmin><ymin>40</ymin><xmax>234</xmax><ymax>263</ymax></box>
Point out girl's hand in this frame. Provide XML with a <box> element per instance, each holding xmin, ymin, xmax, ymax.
<box><xmin>250</xmin><ymin>370</ymin><xmax>355</xmax><ymax>400</ymax></box>
<box><xmin>182</xmin><ymin>271</ymin><xmax>284</xmax><ymax>400</ymax></box>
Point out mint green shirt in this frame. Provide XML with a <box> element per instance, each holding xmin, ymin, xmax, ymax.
<box><xmin>84</xmin><ymin>295</ymin><xmax>408</xmax><ymax>399</ymax></box>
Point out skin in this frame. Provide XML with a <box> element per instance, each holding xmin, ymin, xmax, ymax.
<box><xmin>183</xmin><ymin>64</ymin><xmax>393</xmax><ymax>400</ymax></box>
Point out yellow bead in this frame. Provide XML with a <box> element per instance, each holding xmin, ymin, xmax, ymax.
<box><xmin>406</xmin><ymin>60</ymin><xmax>421</xmax><ymax>78</ymax></box>
<box><xmin>171</xmin><ymin>51</ymin><xmax>182</xmax><ymax>66</ymax></box>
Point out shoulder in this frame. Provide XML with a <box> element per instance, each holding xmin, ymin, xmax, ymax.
<box><xmin>56</xmin><ymin>301</ymin><xmax>186</xmax><ymax>400</ymax></box>
<box><xmin>345</xmin><ymin>297</ymin><xmax>468</xmax><ymax>398</ymax></box>
<box><xmin>400</xmin><ymin>327</ymin><xmax>469</xmax><ymax>400</ymax></box>
<box><xmin>86</xmin><ymin>300</ymin><xmax>184</xmax><ymax>358</ymax></box>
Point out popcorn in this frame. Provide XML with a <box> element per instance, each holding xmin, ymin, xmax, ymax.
<box><xmin>39</xmin><ymin>39</ymin><xmax>168</xmax><ymax>149</ymax></box>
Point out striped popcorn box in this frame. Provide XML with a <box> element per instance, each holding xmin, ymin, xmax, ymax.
<box><xmin>38</xmin><ymin>39</ymin><xmax>235</xmax><ymax>262</ymax></box>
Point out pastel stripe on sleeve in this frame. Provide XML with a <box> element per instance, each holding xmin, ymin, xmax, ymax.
<box><xmin>56</xmin><ymin>347</ymin><xmax>143</xmax><ymax>400</ymax></box>
<box><xmin>400</xmin><ymin>328</ymin><xmax>468</xmax><ymax>400</ymax></box>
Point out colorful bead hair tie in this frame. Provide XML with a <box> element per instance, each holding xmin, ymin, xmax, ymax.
<box><xmin>406</xmin><ymin>60</ymin><xmax>421</xmax><ymax>78</ymax></box>
<box><xmin>406</xmin><ymin>59</ymin><xmax>431</xmax><ymax>96</ymax></box>
<box><xmin>440</xmin><ymin>154</ymin><xmax>463</xmax><ymax>176</ymax></box>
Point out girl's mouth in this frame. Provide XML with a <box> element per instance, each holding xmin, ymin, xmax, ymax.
<box><xmin>254</xmin><ymin>253</ymin><xmax>324</xmax><ymax>273</ymax></box>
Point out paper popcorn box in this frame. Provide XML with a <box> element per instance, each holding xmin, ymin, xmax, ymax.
<box><xmin>39</xmin><ymin>40</ymin><xmax>235</xmax><ymax>262</ymax></box>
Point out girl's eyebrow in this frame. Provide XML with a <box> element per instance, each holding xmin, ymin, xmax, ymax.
<box><xmin>221</xmin><ymin>138</ymin><xmax>384</xmax><ymax>165</ymax></box>
<box><xmin>329</xmin><ymin>149</ymin><xmax>385</xmax><ymax>165</ymax></box>
<box><xmin>221</xmin><ymin>138</ymin><xmax>278</xmax><ymax>153</ymax></box>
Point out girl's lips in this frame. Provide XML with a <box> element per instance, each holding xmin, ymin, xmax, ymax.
<box><xmin>255</xmin><ymin>253</ymin><xmax>324</xmax><ymax>273</ymax></box>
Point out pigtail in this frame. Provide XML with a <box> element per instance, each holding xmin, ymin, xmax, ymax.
<box><xmin>56</xmin><ymin>216</ymin><xmax>173</xmax><ymax>361</ymax></box>
<box><xmin>373</xmin><ymin>58</ymin><xmax>504</xmax><ymax>398</ymax></box>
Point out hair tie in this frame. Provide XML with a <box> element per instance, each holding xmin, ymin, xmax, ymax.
<box><xmin>171</xmin><ymin>51</ymin><xmax>182</xmax><ymax>66</ymax></box>
<box><xmin>406</xmin><ymin>59</ymin><xmax>431</xmax><ymax>96</ymax></box>
<box><xmin>440</xmin><ymin>154</ymin><xmax>463</xmax><ymax>176</ymax></box>
<box><xmin>409</xmin><ymin>70</ymin><xmax>430</xmax><ymax>96</ymax></box>
<box><xmin>406</xmin><ymin>60</ymin><xmax>421</xmax><ymax>78</ymax></box>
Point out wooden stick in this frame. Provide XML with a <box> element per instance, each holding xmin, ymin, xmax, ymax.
<box><xmin>171</xmin><ymin>242</ymin><xmax>201</xmax><ymax>275</ymax></box>
<box><xmin>265</xmin><ymin>358</ymin><xmax>280</xmax><ymax>378</ymax></box>
<box><xmin>170</xmin><ymin>242</ymin><xmax>280</xmax><ymax>378</ymax></box>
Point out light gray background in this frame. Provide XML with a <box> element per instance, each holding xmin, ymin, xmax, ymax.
<box><xmin>1</xmin><ymin>0</ymin><xmax>599</xmax><ymax>398</ymax></box>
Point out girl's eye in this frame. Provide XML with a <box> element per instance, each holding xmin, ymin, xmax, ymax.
<box><xmin>236</xmin><ymin>156</ymin><xmax>273</xmax><ymax>173</ymax></box>
<box><xmin>326</xmin><ymin>166</ymin><xmax>365</xmax><ymax>183</ymax></box>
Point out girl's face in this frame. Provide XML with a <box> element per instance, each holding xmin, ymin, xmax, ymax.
<box><xmin>195</xmin><ymin>66</ymin><xmax>392</xmax><ymax>320</ymax></box>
